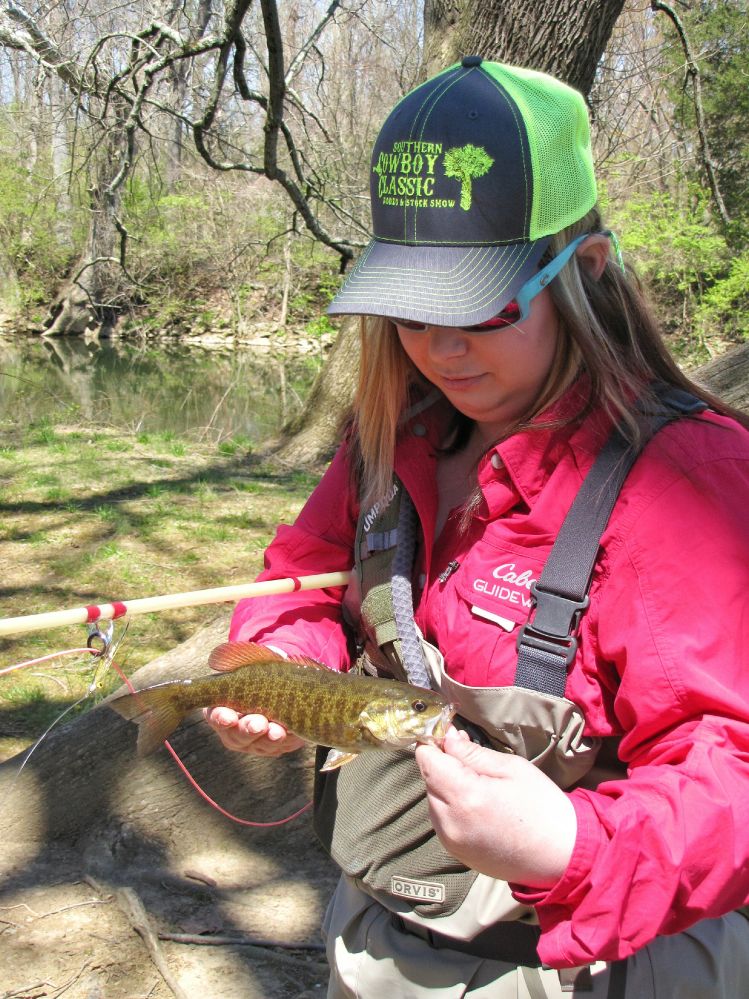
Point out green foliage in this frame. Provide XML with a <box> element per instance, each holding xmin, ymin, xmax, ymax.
<box><xmin>661</xmin><ymin>1</ymin><xmax>749</xmax><ymax>239</ymax></box>
<box><xmin>607</xmin><ymin>181</ymin><xmax>749</xmax><ymax>359</ymax></box>
<box><xmin>611</xmin><ymin>187</ymin><xmax>727</xmax><ymax>295</ymax></box>
<box><xmin>0</xmin><ymin>131</ymin><xmax>81</xmax><ymax>307</ymax></box>
<box><xmin>694</xmin><ymin>250</ymin><xmax>749</xmax><ymax>343</ymax></box>
<box><xmin>304</xmin><ymin>315</ymin><xmax>336</xmax><ymax>339</ymax></box>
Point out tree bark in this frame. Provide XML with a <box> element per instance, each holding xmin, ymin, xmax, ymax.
<box><xmin>422</xmin><ymin>0</ymin><xmax>625</xmax><ymax>93</ymax></box>
<box><xmin>0</xmin><ymin>615</ymin><xmax>323</xmax><ymax>866</ymax></box>
<box><xmin>0</xmin><ymin>242</ymin><xmax>21</xmax><ymax>317</ymax></box>
<box><xmin>44</xmin><ymin>116</ymin><xmax>129</xmax><ymax>337</ymax></box>
<box><xmin>692</xmin><ymin>344</ymin><xmax>749</xmax><ymax>414</ymax></box>
<box><xmin>272</xmin><ymin>317</ymin><xmax>359</xmax><ymax>467</ymax></box>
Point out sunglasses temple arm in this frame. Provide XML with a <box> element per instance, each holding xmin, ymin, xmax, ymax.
<box><xmin>515</xmin><ymin>233</ymin><xmax>590</xmax><ymax>320</ymax></box>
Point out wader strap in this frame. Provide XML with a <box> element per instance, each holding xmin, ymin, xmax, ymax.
<box><xmin>391</xmin><ymin>489</ymin><xmax>432</xmax><ymax>689</ymax></box>
<box><xmin>515</xmin><ymin>385</ymin><xmax>707</xmax><ymax>696</ymax></box>
<box><xmin>606</xmin><ymin>959</ymin><xmax>628</xmax><ymax>999</ymax></box>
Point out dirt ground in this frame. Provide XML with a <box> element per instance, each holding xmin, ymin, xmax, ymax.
<box><xmin>0</xmin><ymin>732</ymin><xmax>340</xmax><ymax>999</ymax></box>
<box><xmin>0</xmin><ymin>834</ymin><xmax>338</xmax><ymax>999</ymax></box>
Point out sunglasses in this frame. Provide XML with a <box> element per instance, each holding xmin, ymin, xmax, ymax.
<box><xmin>391</xmin><ymin>232</ymin><xmax>594</xmax><ymax>334</ymax></box>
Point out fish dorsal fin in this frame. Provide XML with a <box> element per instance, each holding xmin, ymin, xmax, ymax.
<box><xmin>208</xmin><ymin>641</ymin><xmax>328</xmax><ymax>673</ymax></box>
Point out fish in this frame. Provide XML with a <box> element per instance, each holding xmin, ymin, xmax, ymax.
<box><xmin>107</xmin><ymin>641</ymin><xmax>455</xmax><ymax>770</ymax></box>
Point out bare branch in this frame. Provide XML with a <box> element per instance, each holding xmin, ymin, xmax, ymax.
<box><xmin>0</xmin><ymin>0</ymin><xmax>88</xmax><ymax>91</ymax></box>
<box><xmin>285</xmin><ymin>0</ymin><xmax>342</xmax><ymax>86</ymax></box>
<box><xmin>650</xmin><ymin>0</ymin><xmax>730</xmax><ymax>227</ymax></box>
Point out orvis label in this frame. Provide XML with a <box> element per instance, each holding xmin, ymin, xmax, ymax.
<box><xmin>390</xmin><ymin>876</ymin><xmax>446</xmax><ymax>903</ymax></box>
<box><xmin>472</xmin><ymin>562</ymin><xmax>538</xmax><ymax>611</ymax></box>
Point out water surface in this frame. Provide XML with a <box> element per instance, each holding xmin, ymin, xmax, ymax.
<box><xmin>0</xmin><ymin>335</ymin><xmax>320</xmax><ymax>440</ymax></box>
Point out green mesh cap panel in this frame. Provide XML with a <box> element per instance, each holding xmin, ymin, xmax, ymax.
<box><xmin>481</xmin><ymin>63</ymin><xmax>597</xmax><ymax>240</ymax></box>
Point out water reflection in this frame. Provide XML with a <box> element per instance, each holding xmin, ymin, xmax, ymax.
<box><xmin>0</xmin><ymin>336</ymin><xmax>319</xmax><ymax>440</ymax></box>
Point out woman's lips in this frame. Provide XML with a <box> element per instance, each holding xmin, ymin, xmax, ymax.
<box><xmin>438</xmin><ymin>373</ymin><xmax>486</xmax><ymax>390</ymax></box>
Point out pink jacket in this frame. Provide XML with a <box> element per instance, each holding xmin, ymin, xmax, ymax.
<box><xmin>230</xmin><ymin>389</ymin><xmax>749</xmax><ymax>968</ymax></box>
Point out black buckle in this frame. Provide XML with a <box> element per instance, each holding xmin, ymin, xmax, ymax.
<box><xmin>516</xmin><ymin>583</ymin><xmax>590</xmax><ymax>667</ymax></box>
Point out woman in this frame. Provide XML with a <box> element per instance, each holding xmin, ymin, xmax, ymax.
<box><xmin>206</xmin><ymin>58</ymin><xmax>749</xmax><ymax>996</ymax></box>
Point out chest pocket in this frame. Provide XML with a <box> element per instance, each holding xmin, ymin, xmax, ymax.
<box><xmin>448</xmin><ymin>545</ymin><xmax>546</xmax><ymax>685</ymax></box>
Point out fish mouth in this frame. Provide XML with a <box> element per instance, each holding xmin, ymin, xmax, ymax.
<box><xmin>414</xmin><ymin>702</ymin><xmax>457</xmax><ymax>745</ymax></box>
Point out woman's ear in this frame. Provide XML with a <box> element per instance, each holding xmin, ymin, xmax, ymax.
<box><xmin>575</xmin><ymin>234</ymin><xmax>611</xmax><ymax>282</ymax></box>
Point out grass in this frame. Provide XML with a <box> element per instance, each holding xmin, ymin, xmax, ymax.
<box><xmin>0</xmin><ymin>416</ymin><xmax>322</xmax><ymax>762</ymax></box>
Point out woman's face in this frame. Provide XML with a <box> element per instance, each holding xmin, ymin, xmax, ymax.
<box><xmin>395</xmin><ymin>287</ymin><xmax>562</xmax><ymax>438</ymax></box>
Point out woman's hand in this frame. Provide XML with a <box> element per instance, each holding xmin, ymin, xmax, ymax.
<box><xmin>203</xmin><ymin>706</ymin><xmax>306</xmax><ymax>756</ymax></box>
<box><xmin>415</xmin><ymin>726</ymin><xmax>577</xmax><ymax>887</ymax></box>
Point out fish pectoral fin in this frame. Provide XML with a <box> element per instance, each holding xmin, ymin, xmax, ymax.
<box><xmin>320</xmin><ymin>748</ymin><xmax>359</xmax><ymax>772</ymax></box>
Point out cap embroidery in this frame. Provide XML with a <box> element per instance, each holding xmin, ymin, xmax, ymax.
<box><xmin>443</xmin><ymin>144</ymin><xmax>495</xmax><ymax>211</ymax></box>
<box><xmin>373</xmin><ymin>141</ymin><xmax>452</xmax><ymax>208</ymax></box>
<box><xmin>372</xmin><ymin>140</ymin><xmax>495</xmax><ymax>213</ymax></box>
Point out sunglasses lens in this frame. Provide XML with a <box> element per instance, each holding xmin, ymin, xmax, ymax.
<box><xmin>392</xmin><ymin>300</ymin><xmax>521</xmax><ymax>333</ymax></box>
<box><xmin>461</xmin><ymin>301</ymin><xmax>521</xmax><ymax>332</ymax></box>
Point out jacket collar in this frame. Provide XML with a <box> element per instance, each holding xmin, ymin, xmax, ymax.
<box><xmin>394</xmin><ymin>377</ymin><xmax>617</xmax><ymax>519</ymax></box>
<box><xmin>495</xmin><ymin>380</ymin><xmax>613</xmax><ymax>508</ymax></box>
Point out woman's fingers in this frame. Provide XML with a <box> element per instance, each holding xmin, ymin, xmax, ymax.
<box><xmin>203</xmin><ymin>707</ymin><xmax>305</xmax><ymax>755</ymax></box>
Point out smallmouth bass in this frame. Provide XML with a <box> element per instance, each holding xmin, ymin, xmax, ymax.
<box><xmin>108</xmin><ymin>641</ymin><xmax>455</xmax><ymax>770</ymax></box>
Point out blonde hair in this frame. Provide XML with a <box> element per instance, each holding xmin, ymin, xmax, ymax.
<box><xmin>350</xmin><ymin>205</ymin><xmax>746</xmax><ymax>506</ymax></box>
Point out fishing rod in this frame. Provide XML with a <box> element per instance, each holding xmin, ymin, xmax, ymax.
<box><xmin>0</xmin><ymin>570</ymin><xmax>353</xmax><ymax>637</ymax></box>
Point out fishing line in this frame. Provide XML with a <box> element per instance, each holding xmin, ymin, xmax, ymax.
<box><xmin>110</xmin><ymin>660</ymin><xmax>312</xmax><ymax>828</ymax></box>
<box><xmin>3</xmin><ymin>693</ymin><xmax>91</xmax><ymax>802</ymax></box>
<box><xmin>1</xmin><ymin>645</ymin><xmax>108</xmax><ymax>807</ymax></box>
<box><xmin>0</xmin><ymin>647</ymin><xmax>98</xmax><ymax>678</ymax></box>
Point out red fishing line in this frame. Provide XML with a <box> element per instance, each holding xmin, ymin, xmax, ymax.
<box><xmin>111</xmin><ymin>661</ymin><xmax>312</xmax><ymax>827</ymax></box>
<box><xmin>0</xmin><ymin>646</ymin><xmax>98</xmax><ymax>678</ymax></box>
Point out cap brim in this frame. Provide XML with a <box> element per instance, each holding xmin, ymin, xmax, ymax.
<box><xmin>327</xmin><ymin>238</ymin><xmax>549</xmax><ymax>327</ymax></box>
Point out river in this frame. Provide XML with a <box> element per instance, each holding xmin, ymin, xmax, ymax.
<box><xmin>0</xmin><ymin>335</ymin><xmax>321</xmax><ymax>440</ymax></box>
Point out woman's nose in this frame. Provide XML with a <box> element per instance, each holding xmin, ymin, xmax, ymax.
<box><xmin>426</xmin><ymin>326</ymin><xmax>469</xmax><ymax>360</ymax></box>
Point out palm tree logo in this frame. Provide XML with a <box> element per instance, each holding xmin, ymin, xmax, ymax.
<box><xmin>443</xmin><ymin>144</ymin><xmax>494</xmax><ymax>211</ymax></box>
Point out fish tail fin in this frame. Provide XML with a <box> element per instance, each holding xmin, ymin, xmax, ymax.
<box><xmin>108</xmin><ymin>688</ymin><xmax>183</xmax><ymax>757</ymax></box>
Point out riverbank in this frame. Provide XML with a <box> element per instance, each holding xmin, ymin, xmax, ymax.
<box><xmin>0</xmin><ymin>417</ymin><xmax>323</xmax><ymax>761</ymax></box>
<box><xmin>0</xmin><ymin>278</ymin><xmax>339</xmax><ymax>359</ymax></box>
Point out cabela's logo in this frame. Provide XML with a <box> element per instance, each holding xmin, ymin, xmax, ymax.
<box><xmin>473</xmin><ymin>562</ymin><xmax>538</xmax><ymax>610</ymax></box>
<box><xmin>373</xmin><ymin>141</ymin><xmax>494</xmax><ymax>211</ymax></box>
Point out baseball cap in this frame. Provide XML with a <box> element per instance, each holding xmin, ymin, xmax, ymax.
<box><xmin>327</xmin><ymin>56</ymin><xmax>597</xmax><ymax>327</ymax></box>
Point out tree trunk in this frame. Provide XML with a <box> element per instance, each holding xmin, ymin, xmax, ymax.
<box><xmin>421</xmin><ymin>0</ymin><xmax>626</xmax><ymax>92</ymax></box>
<box><xmin>271</xmin><ymin>317</ymin><xmax>359</xmax><ymax>467</ymax></box>
<box><xmin>0</xmin><ymin>615</ymin><xmax>338</xmax><ymax>994</ymax></box>
<box><xmin>44</xmin><ymin>175</ymin><xmax>124</xmax><ymax>336</ymax></box>
<box><xmin>692</xmin><ymin>344</ymin><xmax>749</xmax><ymax>413</ymax></box>
<box><xmin>274</xmin><ymin>0</ymin><xmax>627</xmax><ymax>466</ymax></box>
<box><xmin>44</xmin><ymin>103</ymin><xmax>130</xmax><ymax>337</ymax></box>
<box><xmin>0</xmin><ymin>243</ymin><xmax>21</xmax><ymax>317</ymax></box>
<box><xmin>0</xmin><ymin>614</ymin><xmax>328</xmax><ymax>869</ymax></box>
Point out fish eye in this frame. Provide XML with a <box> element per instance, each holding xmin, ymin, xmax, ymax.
<box><xmin>411</xmin><ymin>699</ymin><xmax>427</xmax><ymax>713</ymax></box>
